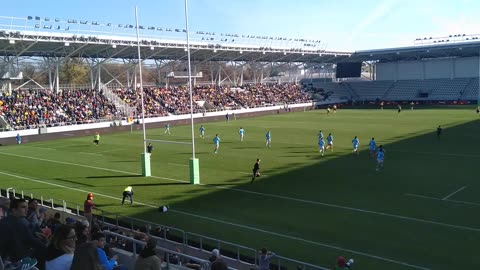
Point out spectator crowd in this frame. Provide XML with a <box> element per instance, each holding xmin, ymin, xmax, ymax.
<box><xmin>0</xmin><ymin>83</ymin><xmax>310</xmax><ymax>130</ymax></box>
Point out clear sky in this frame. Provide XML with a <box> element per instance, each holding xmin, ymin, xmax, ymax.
<box><xmin>1</xmin><ymin>0</ymin><xmax>479</xmax><ymax>51</ymax></box>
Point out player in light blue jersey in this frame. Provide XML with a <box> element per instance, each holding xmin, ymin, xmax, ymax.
<box><xmin>265</xmin><ymin>131</ymin><xmax>271</xmax><ymax>147</ymax></box>
<box><xmin>199</xmin><ymin>125</ymin><xmax>205</xmax><ymax>139</ymax></box>
<box><xmin>318</xmin><ymin>130</ymin><xmax>324</xmax><ymax>140</ymax></box>
<box><xmin>164</xmin><ymin>123</ymin><xmax>171</xmax><ymax>135</ymax></box>
<box><xmin>326</xmin><ymin>133</ymin><xmax>334</xmax><ymax>151</ymax></box>
<box><xmin>213</xmin><ymin>134</ymin><xmax>221</xmax><ymax>154</ymax></box>
<box><xmin>376</xmin><ymin>145</ymin><xmax>385</xmax><ymax>171</ymax></box>
<box><xmin>318</xmin><ymin>137</ymin><xmax>326</xmax><ymax>156</ymax></box>
<box><xmin>352</xmin><ymin>136</ymin><xmax>360</xmax><ymax>156</ymax></box>
<box><xmin>239</xmin><ymin>127</ymin><xmax>245</xmax><ymax>141</ymax></box>
<box><xmin>369</xmin><ymin>138</ymin><xmax>376</xmax><ymax>158</ymax></box>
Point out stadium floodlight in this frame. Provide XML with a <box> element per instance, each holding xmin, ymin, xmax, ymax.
<box><xmin>107</xmin><ymin>23</ymin><xmax>112</xmax><ymax>26</ymax></box>
<box><xmin>35</xmin><ymin>16</ymin><xmax>40</xmax><ymax>20</ymax></box>
<box><xmin>92</xmin><ymin>21</ymin><xmax>99</xmax><ymax>25</ymax></box>
<box><xmin>80</xmin><ymin>20</ymin><xmax>88</xmax><ymax>24</ymax></box>
<box><xmin>112</xmin><ymin>44</ymin><xmax>117</xmax><ymax>48</ymax></box>
<box><xmin>27</xmin><ymin>16</ymin><xmax>33</xmax><ymax>20</ymax></box>
<box><xmin>35</xmin><ymin>24</ymin><xmax>40</xmax><ymax>29</ymax></box>
<box><xmin>213</xmin><ymin>49</ymin><xmax>217</xmax><ymax>53</ymax></box>
<box><xmin>55</xmin><ymin>18</ymin><xmax>60</xmax><ymax>22</ymax></box>
<box><xmin>184</xmin><ymin>47</ymin><xmax>188</xmax><ymax>51</ymax></box>
<box><xmin>118</xmin><ymin>24</ymin><xmax>123</xmax><ymax>27</ymax></box>
<box><xmin>65</xmin><ymin>26</ymin><xmax>69</xmax><ymax>31</ymax></box>
<box><xmin>9</xmin><ymin>40</ymin><xmax>15</xmax><ymax>44</ymax></box>
<box><xmin>150</xmin><ymin>46</ymin><xmax>154</xmax><ymax>50</ymax></box>
<box><xmin>156</xmin><ymin>27</ymin><xmax>163</xmax><ymax>31</ymax></box>
<box><xmin>45</xmin><ymin>17</ymin><xmax>50</xmax><ymax>21</ymax></box>
<box><xmin>240</xmin><ymin>50</ymin><xmax>243</xmax><ymax>54</ymax></box>
<box><xmin>64</xmin><ymin>42</ymin><xmax>70</xmax><ymax>46</ymax></box>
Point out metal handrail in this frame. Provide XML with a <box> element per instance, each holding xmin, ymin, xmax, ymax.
<box><xmin>102</xmin><ymin>230</ymin><xmax>211</xmax><ymax>270</ymax></box>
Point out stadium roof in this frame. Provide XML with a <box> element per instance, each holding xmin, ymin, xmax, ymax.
<box><xmin>1</xmin><ymin>30</ymin><xmax>480</xmax><ymax>65</ymax></box>
<box><xmin>0</xmin><ymin>30</ymin><xmax>352</xmax><ymax>64</ymax></box>
<box><xmin>351</xmin><ymin>41</ymin><xmax>480</xmax><ymax>62</ymax></box>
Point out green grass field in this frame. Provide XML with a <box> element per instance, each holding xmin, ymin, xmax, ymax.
<box><xmin>1</xmin><ymin>108</ymin><xmax>479</xmax><ymax>270</ymax></box>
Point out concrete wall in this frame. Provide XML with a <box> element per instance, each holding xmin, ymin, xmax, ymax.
<box><xmin>376</xmin><ymin>56</ymin><xmax>479</xmax><ymax>80</ymax></box>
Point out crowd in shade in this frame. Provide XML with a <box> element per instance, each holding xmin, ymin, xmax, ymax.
<box><xmin>0</xmin><ymin>83</ymin><xmax>310</xmax><ymax>130</ymax></box>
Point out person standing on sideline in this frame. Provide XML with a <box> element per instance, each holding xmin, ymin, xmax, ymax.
<box><xmin>16</xmin><ymin>133</ymin><xmax>21</xmax><ymax>144</ymax></box>
<box><xmin>199</xmin><ymin>125</ymin><xmax>205</xmax><ymax>139</ymax></box>
<box><xmin>376</xmin><ymin>145</ymin><xmax>385</xmax><ymax>171</ymax></box>
<box><xmin>122</xmin><ymin>186</ymin><xmax>134</xmax><ymax>205</ymax></box>
<box><xmin>437</xmin><ymin>125</ymin><xmax>442</xmax><ymax>138</ymax></box>
<box><xmin>258</xmin><ymin>248</ymin><xmax>275</xmax><ymax>270</ymax></box>
<box><xmin>250</xmin><ymin>159</ymin><xmax>261</xmax><ymax>184</ymax></box>
<box><xmin>380</xmin><ymin>101</ymin><xmax>384</xmax><ymax>110</ymax></box>
<box><xmin>164</xmin><ymin>123</ymin><xmax>171</xmax><ymax>135</ymax></box>
<box><xmin>239</xmin><ymin>127</ymin><xmax>245</xmax><ymax>141</ymax></box>
<box><xmin>93</xmin><ymin>133</ymin><xmax>100</xmax><ymax>146</ymax></box>
<box><xmin>147</xmin><ymin>143</ymin><xmax>153</xmax><ymax>156</ymax></box>
<box><xmin>352</xmin><ymin>136</ymin><xmax>360</xmax><ymax>156</ymax></box>
<box><xmin>265</xmin><ymin>131</ymin><xmax>272</xmax><ymax>147</ymax></box>
<box><xmin>397</xmin><ymin>104</ymin><xmax>402</xmax><ymax>114</ymax></box>
<box><xmin>84</xmin><ymin>193</ymin><xmax>95</xmax><ymax>230</ymax></box>
<box><xmin>213</xmin><ymin>134</ymin><xmax>221</xmax><ymax>154</ymax></box>
<box><xmin>369</xmin><ymin>138</ymin><xmax>376</xmax><ymax>158</ymax></box>
<box><xmin>225</xmin><ymin>113</ymin><xmax>230</xmax><ymax>122</ymax></box>
<box><xmin>326</xmin><ymin>133</ymin><xmax>334</xmax><ymax>152</ymax></box>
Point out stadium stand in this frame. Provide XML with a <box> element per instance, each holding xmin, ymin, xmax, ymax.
<box><xmin>0</xmin><ymin>187</ymin><xmax>329</xmax><ymax>270</ymax></box>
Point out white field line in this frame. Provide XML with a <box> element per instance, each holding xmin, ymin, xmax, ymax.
<box><xmin>96</xmin><ymin>149</ymin><xmax>123</xmax><ymax>154</ymax></box>
<box><xmin>237</xmin><ymin>172</ymin><xmax>268</xmax><ymax>177</ymax></box>
<box><xmin>78</xmin><ymin>152</ymin><xmax>103</xmax><ymax>156</ymax></box>
<box><xmin>0</xmin><ymin>151</ymin><xmax>479</xmax><ymax>233</ymax></box>
<box><xmin>28</xmin><ymin>146</ymin><xmax>57</xmax><ymax>150</ymax></box>
<box><xmin>442</xmin><ymin>186</ymin><xmax>466</xmax><ymax>200</ymax></box>
<box><xmin>168</xmin><ymin>163</ymin><xmax>188</xmax><ymax>167</ymax></box>
<box><xmin>405</xmin><ymin>193</ymin><xmax>480</xmax><ymax>207</ymax></box>
<box><xmin>0</xmin><ymin>170</ymin><xmax>431</xmax><ymax>270</ymax></box>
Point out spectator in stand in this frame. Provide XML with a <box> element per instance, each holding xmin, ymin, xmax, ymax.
<box><xmin>0</xmin><ymin>197</ymin><xmax>10</xmax><ymax>220</ymax></box>
<box><xmin>71</xmin><ymin>242</ymin><xmax>103</xmax><ymax>270</ymax></box>
<box><xmin>0</xmin><ymin>198</ymin><xmax>47</xmax><ymax>267</ymax></box>
<box><xmin>74</xmin><ymin>222</ymin><xmax>90</xmax><ymax>246</ymax></box>
<box><xmin>91</xmin><ymin>232</ymin><xmax>126</xmax><ymax>270</ymax></box>
<box><xmin>334</xmin><ymin>256</ymin><xmax>354</xmax><ymax>270</ymax></box>
<box><xmin>26</xmin><ymin>199</ymin><xmax>43</xmax><ymax>231</ymax></box>
<box><xmin>46</xmin><ymin>212</ymin><xmax>62</xmax><ymax>233</ymax></box>
<box><xmin>45</xmin><ymin>224</ymin><xmax>76</xmax><ymax>270</ymax></box>
<box><xmin>209</xmin><ymin>249</ymin><xmax>219</xmax><ymax>263</ymax></box>
<box><xmin>258</xmin><ymin>248</ymin><xmax>275</xmax><ymax>270</ymax></box>
<box><xmin>210</xmin><ymin>249</ymin><xmax>228</xmax><ymax>270</ymax></box>
<box><xmin>134</xmin><ymin>238</ymin><xmax>162</xmax><ymax>270</ymax></box>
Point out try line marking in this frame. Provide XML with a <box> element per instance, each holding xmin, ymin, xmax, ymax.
<box><xmin>0</xmin><ymin>170</ymin><xmax>430</xmax><ymax>270</ymax></box>
<box><xmin>0</xmin><ymin>151</ymin><xmax>478</xmax><ymax>234</ymax></box>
